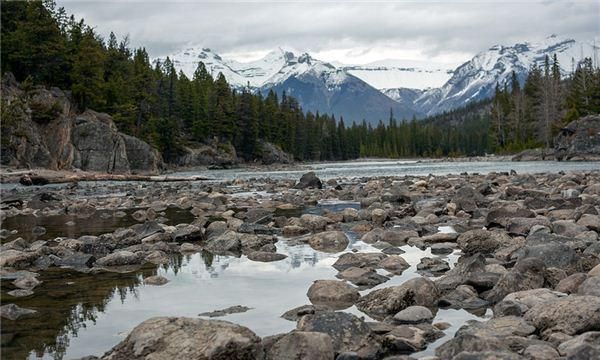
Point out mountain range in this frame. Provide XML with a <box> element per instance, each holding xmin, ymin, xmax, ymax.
<box><xmin>159</xmin><ymin>35</ymin><xmax>597</xmax><ymax>124</ymax></box>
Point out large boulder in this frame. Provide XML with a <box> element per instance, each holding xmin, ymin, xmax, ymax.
<box><xmin>486</xmin><ymin>258</ymin><xmax>546</xmax><ymax>303</ymax></box>
<box><xmin>295</xmin><ymin>172</ymin><xmax>322</xmax><ymax>189</ymax></box>
<box><xmin>261</xmin><ymin>142</ymin><xmax>293</xmax><ymax>165</ymax></box>
<box><xmin>102</xmin><ymin>317</ymin><xmax>262</xmax><ymax>359</ymax></box>
<box><xmin>457</xmin><ymin>229</ymin><xmax>513</xmax><ymax>255</ymax></box>
<box><xmin>555</xmin><ymin>115</ymin><xmax>600</xmax><ymax>161</ymax></box>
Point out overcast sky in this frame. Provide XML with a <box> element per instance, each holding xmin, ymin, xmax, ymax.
<box><xmin>57</xmin><ymin>0</ymin><xmax>599</xmax><ymax>66</ymax></box>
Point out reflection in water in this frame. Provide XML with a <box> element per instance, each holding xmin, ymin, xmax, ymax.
<box><xmin>0</xmin><ymin>207</ymin><xmax>195</xmax><ymax>244</ymax></box>
<box><xmin>2</xmin><ymin>235</ymin><xmax>479</xmax><ymax>360</ymax></box>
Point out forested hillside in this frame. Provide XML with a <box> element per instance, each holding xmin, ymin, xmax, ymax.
<box><xmin>2</xmin><ymin>0</ymin><xmax>599</xmax><ymax>163</ymax></box>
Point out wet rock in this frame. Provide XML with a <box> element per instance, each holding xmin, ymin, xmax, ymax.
<box><xmin>198</xmin><ymin>305</ymin><xmax>252</xmax><ymax>318</ymax></box>
<box><xmin>95</xmin><ymin>251</ymin><xmax>141</xmax><ymax>267</ymax></box>
<box><xmin>0</xmin><ymin>303</ymin><xmax>37</xmax><ymax>320</ymax></box>
<box><xmin>265</xmin><ymin>331</ymin><xmax>334</xmax><ymax>360</ymax></box>
<box><xmin>336</xmin><ymin>266</ymin><xmax>389</xmax><ymax>288</ymax></box>
<box><xmin>524</xmin><ymin>295</ymin><xmax>600</xmax><ymax>337</ymax></box>
<box><xmin>356</xmin><ymin>277</ymin><xmax>440</xmax><ymax>320</ymax></box>
<box><xmin>102</xmin><ymin>317</ymin><xmax>261</xmax><ymax>359</ymax></box>
<box><xmin>295</xmin><ymin>172</ymin><xmax>322</xmax><ymax>189</ymax></box>
<box><xmin>144</xmin><ymin>275</ymin><xmax>169</xmax><ymax>286</ymax></box>
<box><xmin>247</xmin><ymin>251</ymin><xmax>287</xmax><ymax>262</ymax></box>
<box><xmin>280</xmin><ymin>304</ymin><xmax>331</xmax><ymax>321</ymax></box>
<box><xmin>55</xmin><ymin>253</ymin><xmax>96</xmax><ymax>269</ymax></box>
<box><xmin>464</xmin><ymin>272</ymin><xmax>501</xmax><ymax>292</ymax></box>
<box><xmin>457</xmin><ymin>229</ymin><xmax>513</xmax><ymax>255</ymax></box>
<box><xmin>308</xmin><ymin>231</ymin><xmax>348</xmax><ymax>253</ymax></box>
<box><xmin>392</xmin><ymin>305</ymin><xmax>434</xmax><ymax>325</ymax></box>
<box><xmin>297</xmin><ymin>311</ymin><xmax>380</xmax><ymax>357</ymax></box>
<box><xmin>0</xmin><ymin>249</ymin><xmax>38</xmax><ymax>269</ymax></box>
<box><xmin>486</xmin><ymin>258</ymin><xmax>546</xmax><ymax>303</ymax></box>
<box><xmin>307</xmin><ymin>280</ymin><xmax>359</xmax><ymax>309</ymax></box>
<box><xmin>333</xmin><ymin>252</ymin><xmax>387</xmax><ymax>271</ymax></box>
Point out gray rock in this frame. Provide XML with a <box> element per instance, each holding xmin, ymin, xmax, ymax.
<box><xmin>265</xmin><ymin>331</ymin><xmax>334</xmax><ymax>360</ymax></box>
<box><xmin>198</xmin><ymin>305</ymin><xmax>252</xmax><ymax>318</ymax></box>
<box><xmin>336</xmin><ymin>266</ymin><xmax>389</xmax><ymax>288</ymax></box>
<box><xmin>144</xmin><ymin>275</ymin><xmax>169</xmax><ymax>286</ymax></box>
<box><xmin>393</xmin><ymin>305</ymin><xmax>434</xmax><ymax>324</ymax></box>
<box><xmin>102</xmin><ymin>317</ymin><xmax>261</xmax><ymax>359</ymax></box>
<box><xmin>280</xmin><ymin>304</ymin><xmax>331</xmax><ymax>321</ymax></box>
<box><xmin>577</xmin><ymin>276</ymin><xmax>600</xmax><ymax>296</ymax></box>
<box><xmin>524</xmin><ymin>295</ymin><xmax>600</xmax><ymax>337</ymax></box>
<box><xmin>486</xmin><ymin>258</ymin><xmax>546</xmax><ymax>303</ymax></box>
<box><xmin>0</xmin><ymin>303</ymin><xmax>37</xmax><ymax>320</ymax></box>
<box><xmin>457</xmin><ymin>229</ymin><xmax>512</xmax><ymax>255</ymax></box>
<box><xmin>555</xmin><ymin>115</ymin><xmax>600</xmax><ymax>161</ymax></box>
<box><xmin>247</xmin><ymin>251</ymin><xmax>287</xmax><ymax>262</ymax></box>
<box><xmin>95</xmin><ymin>251</ymin><xmax>141</xmax><ymax>267</ymax></box>
<box><xmin>295</xmin><ymin>172</ymin><xmax>322</xmax><ymax>189</ymax></box>
<box><xmin>297</xmin><ymin>312</ymin><xmax>380</xmax><ymax>357</ymax></box>
<box><xmin>332</xmin><ymin>252</ymin><xmax>387</xmax><ymax>271</ymax></box>
<box><xmin>307</xmin><ymin>280</ymin><xmax>360</xmax><ymax>309</ymax></box>
<box><xmin>379</xmin><ymin>255</ymin><xmax>410</xmax><ymax>275</ymax></box>
<box><xmin>308</xmin><ymin>231</ymin><xmax>348</xmax><ymax>253</ymax></box>
<box><xmin>356</xmin><ymin>277</ymin><xmax>439</xmax><ymax>320</ymax></box>
<box><xmin>417</xmin><ymin>257</ymin><xmax>450</xmax><ymax>275</ymax></box>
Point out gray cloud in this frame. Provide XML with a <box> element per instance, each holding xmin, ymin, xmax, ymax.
<box><xmin>57</xmin><ymin>0</ymin><xmax>600</xmax><ymax>64</ymax></box>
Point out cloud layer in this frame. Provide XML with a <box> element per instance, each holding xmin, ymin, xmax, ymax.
<box><xmin>57</xmin><ymin>0</ymin><xmax>599</xmax><ymax>65</ymax></box>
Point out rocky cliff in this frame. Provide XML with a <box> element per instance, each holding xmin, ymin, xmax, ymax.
<box><xmin>555</xmin><ymin>115</ymin><xmax>600</xmax><ymax>161</ymax></box>
<box><xmin>1</xmin><ymin>74</ymin><xmax>162</xmax><ymax>174</ymax></box>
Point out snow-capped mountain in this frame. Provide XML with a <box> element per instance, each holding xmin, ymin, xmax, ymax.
<box><xmin>159</xmin><ymin>48</ymin><xmax>420</xmax><ymax>124</ymax></box>
<box><xmin>341</xmin><ymin>59</ymin><xmax>454</xmax><ymax>90</ymax></box>
<box><xmin>391</xmin><ymin>35</ymin><xmax>598</xmax><ymax>116</ymax></box>
<box><xmin>160</xmin><ymin>35</ymin><xmax>596</xmax><ymax>122</ymax></box>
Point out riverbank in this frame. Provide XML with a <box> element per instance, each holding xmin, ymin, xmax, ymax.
<box><xmin>1</xmin><ymin>169</ymin><xmax>599</xmax><ymax>359</ymax></box>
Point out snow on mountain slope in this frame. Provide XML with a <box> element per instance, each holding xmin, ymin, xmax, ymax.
<box><xmin>408</xmin><ymin>35</ymin><xmax>598</xmax><ymax>115</ymax></box>
<box><xmin>342</xmin><ymin>59</ymin><xmax>454</xmax><ymax>90</ymax></box>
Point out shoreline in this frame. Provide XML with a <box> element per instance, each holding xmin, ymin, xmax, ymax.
<box><xmin>0</xmin><ymin>155</ymin><xmax>585</xmax><ymax>185</ymax></box>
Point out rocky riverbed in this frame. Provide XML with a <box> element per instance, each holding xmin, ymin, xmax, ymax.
<box><xmin>1</xmin><ymin>170</ymin><xmax>600</xmax><ymax>359</ymax></box>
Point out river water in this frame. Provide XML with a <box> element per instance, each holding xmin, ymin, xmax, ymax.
<box><xmin>1</xmin><ymin>160</ymin><xmax>599</xmax><ymax>359</ymax></box>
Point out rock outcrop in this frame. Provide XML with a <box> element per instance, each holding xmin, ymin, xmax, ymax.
<box><xmin>555</xmin><ymin>115</ymin><xmax>600</xmax><ymax>161</ymax></box>
<box><xmin>1</xmin><ymin>74</ymin><xmax>162</xmax><ymax>173</ymax></box>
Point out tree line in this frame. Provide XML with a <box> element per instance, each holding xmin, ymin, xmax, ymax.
<box><xmin>2</xmin><ymin>0</ymin><xmax>599</xmax><ymax>162</ymax></box>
